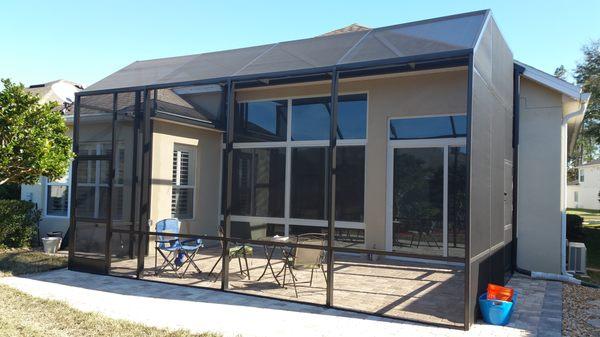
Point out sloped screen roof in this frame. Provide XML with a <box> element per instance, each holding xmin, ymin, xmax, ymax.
<box><xmin>85</xmin><ymin>11</ymin><xmax>487</xmax><ymax>93</ymax></box>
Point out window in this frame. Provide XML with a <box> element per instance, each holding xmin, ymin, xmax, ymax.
<box><xmin>336</xmin><ymin>146</ymin><xmax>365</xmax><ymax>222</ymax></box>
<box><xmin>76</xmin><ymin>143</ymin><xmax>111</xmax><ymax>219</ymax></box>
<box><xmin>580</xmin><ymin>170</ymin><xmax>585</xmax><ymax>183</ymax></box>
<box><xmin>291</xmin><ymin>94</ymin><xmax>367</xmax><ymax>141</ymax></box>
<box><xmin>235</xmin><ymin>100</ymin><xmax>287</xmax><ymax>142</ymax></box>
<box><xmin>225</xmin><ymin>93</ymin><xmax>368</xmax><ymax>238</ymax></box>
<box><xmin>46</xmin><ymin>168</ymin><xmax>70</xmax><ymax>217</ymax></box>
<box><xmin>292</xmin><ymin>97</ymin><xmax>330</xmax><ymax>140</ymax></box>
<box><xmin>171</xmin><ymin>145</ymin><xmax>196</xmax><ymax>219</ymax></box>
<box><xmin>112</xmin><ymin>146</ymin><xmax>125</xmax><ymax>220</ymax></box>
<box><xmin>290</xmin><ymin>146</ymin><xmax>365</xmax><ymax>222</ymax></box>
<box><xmin>291</xmin><ymin>147</ymin><xmax>328</xmax><ymax>219</ymax></box>
<box><xmin>232</xmin><ymin>148</ymin><xmax>285</xmax><ymax>217</ymax></box>
<box><xmin>574</xmin><ymin>191</ymin><xmax>579</xmax><ymax>202</ymax></box>
<box><xmin>389</xmin><ymin>115</ymin><xmax>466</xmax><ymax>140</ymax></box>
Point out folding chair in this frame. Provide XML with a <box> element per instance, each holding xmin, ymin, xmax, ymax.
<box><xmin>154</xmin><ymin>218</ymin><xmax>204</xmax><ymax>278</ymax></box>
<box><xmin>154</xmin><ymin>218</ymin><xmax>182</xmax><ymax>277</ymax></box>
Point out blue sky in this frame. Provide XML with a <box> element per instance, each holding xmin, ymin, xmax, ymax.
<box><xmin>2</xmin><ymin>0</ymin><xmax>599</xmax><ymax>87</ymax></box>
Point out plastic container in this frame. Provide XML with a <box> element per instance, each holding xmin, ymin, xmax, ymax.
<box><xmin>42</xmin><ymin>237</ymin><xmax>62</xmax><ymax>254</ymax></box>
<box><xmin>487</xmin><ymin>283</ymin><xmax>514</xmax><ymax>301</ymax></box>
<box><xmin>479</xmin><ymin>291</ymin><xmax>518</xmax><ymax>326</ymax></box>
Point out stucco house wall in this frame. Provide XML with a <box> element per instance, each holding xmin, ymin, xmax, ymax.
<box><xmin>517</xmin><ymin>78</ymin><xmax>568</xmax><ymax>274</ymax></box>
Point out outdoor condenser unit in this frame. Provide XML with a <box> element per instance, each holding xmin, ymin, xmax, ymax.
<box><xmin>567</xmin><ymin>242</ymin><xmax>587</xmax><ymax>274</ymax></box>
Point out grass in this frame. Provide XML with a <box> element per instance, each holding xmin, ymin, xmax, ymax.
<box><xmin>0</xmin><ymin>284</ymin><xmax>218</xmax><ymax>337</ymax></box>
<box><xmin>0</xmin><ymin>249</ymin><xmax>219</xmax><ymax>337</ymax></box>
<box><xmin>0</xmin><ymin>249</ymin><xmax>67</xmax><ymax>276</ymax></box>
<box><xmin>566</xmin><ymin>209</ymin><xmax>600</xmax><ymax>284</ymax></box>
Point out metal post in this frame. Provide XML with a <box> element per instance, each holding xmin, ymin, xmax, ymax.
<box><xmin>326</xmin><ymin>69</ymin><xmax>339</xmax><ymax>306</ymax></box>
<box><xmin>463</xmin><ymin>53</ymin><xmax>474</xmax><ymax>330</ymax></box>
<box><xmin>511</xmin><ymin>65</ymin><xmax>523</xmax><ymax>276</ymax></box>
<box><xmin>105</xmin><ymin>93</ymin><xmax>117</xmax><ymax>273</ymax></box>
<box><xmin>137</xmin><ymin>89</ymin><xmax>152</xmax><ymax>278</ymax></box>
<box><xmin>222</xmin><ymin>80</ymin><xmax>235</xmax><ymax>290</ymax></box>
<box><xmin>68</xmin><ymin>95</ymin><xmax>81</xmax><ymax>266</ymax></box>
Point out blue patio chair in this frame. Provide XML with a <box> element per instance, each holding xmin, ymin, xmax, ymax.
<box><xmin>154</xmin><ymin>218</ymin><xmax>203</xmax><ymax>278</ymax></box>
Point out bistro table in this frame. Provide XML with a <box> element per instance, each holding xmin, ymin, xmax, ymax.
<box><xmin>256</xmin><ymin>235</ymin><xmax>291</xmax><ymax>286</ymax></box>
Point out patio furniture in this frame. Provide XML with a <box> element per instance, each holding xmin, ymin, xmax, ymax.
<box><xmin>410</xmin><ymin>220</ymin><xmax>440</xmax><ymax>249</ymax></box>
<box><xmin>281</xmin><ymin>233</ymin><xmax>327</xmax><ymax>297</ymax></box>
<box><xmin>154</xmin><ymin>218</ymin><xmax>203</xmax><ymax>278</ymax></box>
<box><xmin>208</xmin><ymin>225</ymin><xmax>253</xmax><ymax>280</ymax></box>
<box><xmin>256</xmin><ymin>235</ymin><xmax>290</xmax><ymax>286</ymax></box>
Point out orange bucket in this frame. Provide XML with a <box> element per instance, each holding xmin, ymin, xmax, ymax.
<box><xmin>486</xmin><ymin>283</ymin><xmax>514</xmax><ymax>301</ymax></box>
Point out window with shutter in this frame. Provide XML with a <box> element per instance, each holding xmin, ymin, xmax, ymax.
<box><xmin>171</xmin><ymin>145</ymin><xmax>195</xmax><ymax>219</ymax></box>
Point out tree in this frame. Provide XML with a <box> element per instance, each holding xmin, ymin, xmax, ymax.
<box><xmin>554</xmin><ymin>65</ymin><xmax>568</xmax><ymax>80</ymax></box>
<box><xmin>0</xmin><ymin>79</ymin><xmax>73</xmax><ymax>185</ymax></box>
<box><xmin>568</xmin><ymin>40</ymin><xmax>600</xmax><ymax>179</ymax></box>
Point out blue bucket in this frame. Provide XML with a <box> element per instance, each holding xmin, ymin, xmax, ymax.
<box><xmin>478</xmin><ymin>291</ymin><xmax>517</xmax><ymax>326</ymax></box>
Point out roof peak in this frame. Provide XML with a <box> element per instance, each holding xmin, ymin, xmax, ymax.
<box><xmin>320</xmin><ymin>23</ymin><xmax>370</xmax><ymax>36</ymax></box>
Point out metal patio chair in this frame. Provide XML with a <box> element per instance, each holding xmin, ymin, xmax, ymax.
<box><xmin>281</xmin><ymin>233</ymin><xmax>327</xmax><ymax>297</ymax></box>
<box><xmin>207</xmin><ymin>225</ymin><xmax>253</xmax><ymax>280</ymax></box>
<box><xmin>154</xmin><ymin>218</ymin><xmax>203</xmax><ymax>278</ymax></box>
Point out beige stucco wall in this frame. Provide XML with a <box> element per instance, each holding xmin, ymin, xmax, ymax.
<box><xmin>237</xmin><ymin>69</ymin><xmax>468</xmax><ymax>250</ymax></box>
<box><xmin>150</xmin><ymin>120</ymin><xmax>222</xmax><ymax>237</ymax></box>
<box><xmin>517</xmin><ymin>78</ymin><xmax>564</xmax><ymax>273</ymax></box>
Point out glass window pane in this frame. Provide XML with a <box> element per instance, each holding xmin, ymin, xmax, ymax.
<box><xmin>389</xmin><ymin>115</ymin><xmax>466</xmax><ymax>140</ymax></box>
<box><xmin>338</xmin><ymin>94</ymin><xmax>367</xmax><ymax>139</ymax></box>
<box><xmin>392</xmin><ymin>147</ymin><xmax>444</xmax><ymax>256</ymax></box>
<box><xmin>292</xmin><ymin>97</ymin><xmax>330</xmax><ymax>141</ymax></box>
<box><xmin>291</xmin><ymin>147</ymin><xmax>328</xmax><ymax>220</ymax></box>
<box><xmin>336</xmin><ymin>146</ymin><xmax>365</xmax><ymax>222</ymax></box>
<box><xmin>75</xmin><ymin>159</ymin><xmax>110</xmax><ymax>219</ymax></box>
<box><xmin>291</xmin><ymin>95</ymin><xmax>366</xmax><ymax>141</ymax></box>
<box><xmin>46</xmin><ymin>185</ymin><xmax>68</xmax><ymax>216</ymax></box>
<box><xmin>232</xmin><ymin>148</ymin><xmax>285</xmax><ymax>217</ymax></box>
<box><xmin>448</xmin><ymin>146</ymin><xmax>467</xmax><ymax>258</ymax></box>
<box><xmin>171</xmin><ymin>188</ymin><xmax>194</xmax><ymax>219</ymax></box>
<box><xmin>235</xmin><ymin>100</ymin><xmax>287</xmax><ymax>142</ymax></box>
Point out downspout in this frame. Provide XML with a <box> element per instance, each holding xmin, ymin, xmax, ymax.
<box><xmin>560</xmin><ymin>93</ymin><xmax>591</xmax><ymax>275</ymax></box>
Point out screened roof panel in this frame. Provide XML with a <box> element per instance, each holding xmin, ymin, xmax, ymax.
<box><xmin>235</xmin><ymin>30</ymin><xmax>369</xmax><ymax>76</ymax></box>
<box><xmin>84</xmin><ymin>10</ymin><xmax>487</xmax><ymax>93</ymax></box>
<box><xmin>161</xmin><ymin>44</ymin><xmax>276</xmax><ymax>84</ymax></box>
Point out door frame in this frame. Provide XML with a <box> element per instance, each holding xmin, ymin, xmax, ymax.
<box><xmin>385</xmin><ymin>137</ymin><xmax>466</xmax><ymax>256</ymax></box>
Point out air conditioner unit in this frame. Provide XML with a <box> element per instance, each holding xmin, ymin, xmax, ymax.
<box><xmin>567</xmin><ymin>242</ymin><xmax>587</xmax><ymax>274</ymax></box>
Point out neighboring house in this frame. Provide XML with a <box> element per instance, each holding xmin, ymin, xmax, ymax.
<box><xmin>20</xmin><ymin>80</ymin><xmax>83</xmax><ymax>237</ymax></box>
<box><xmin>55</xmin><ymin>10</ymin><xmax>592</xmax><ymax>329</ymax></box>
<box><xmin>568</xmin><ymin>160</ymin><xmax>600</xmax><ymax>210</ymax></box>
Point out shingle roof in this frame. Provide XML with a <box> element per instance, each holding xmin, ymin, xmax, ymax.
<box><xmin>84</xmin><ymin>10</ymin><xmax>489</xmax><ymax>93</ymax></box>
<box><xmin>321</xmin><ymin>24</ymin><xmax>370</xmax><ymax>36</ymax></box>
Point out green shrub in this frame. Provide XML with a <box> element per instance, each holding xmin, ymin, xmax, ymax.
<box><xmin>567</xmin><ymin>213</ymin><xmax>584</xmax><ymax>241</ymax></box>
<box><xmin>0</xmin><ymin>200</ymin><xmax>40</xmax><ymax>248</ymax></box>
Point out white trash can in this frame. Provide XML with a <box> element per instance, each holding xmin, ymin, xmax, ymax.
<box><xmin>42</xmin><ymin>237</ymin><xmax>62</xmax><ymax>254</ymax></box>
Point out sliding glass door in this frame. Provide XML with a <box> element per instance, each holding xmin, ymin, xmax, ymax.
<box><xmin>386</xmin><ymin>116</ymin><xmax>467</xmax><ymax>258</ymax></box>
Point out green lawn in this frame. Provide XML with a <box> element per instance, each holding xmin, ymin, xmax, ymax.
<box><xmin>0</xmin><ymin>249</ymin><xmax>67</xmax><ymax>276</ymax></box>
<box><xmin>567</xmin><ymin>209</ymin><xmax>600</xmax><ymax>284</ymax></box>
<box><xmin>0</xmin><ymin>249</ymin><xmax>218</xmax><ymax>337</ymax></box>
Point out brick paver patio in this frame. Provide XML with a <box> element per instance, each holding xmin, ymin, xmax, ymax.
<box><xmin>0</xmin><ymin>268</ymin><xmax>561</xmax><ymax>336</ymax></box>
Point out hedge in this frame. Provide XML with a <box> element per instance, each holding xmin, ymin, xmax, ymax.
<box><xmin>566</xmin><ymin>213</ymin><xmax>584</xmax><ymax>242</ymax></box>
<box><xmin>0</xmin><ymin>200</ymin><xmax>40</xmax><ymax>248</ymax></box>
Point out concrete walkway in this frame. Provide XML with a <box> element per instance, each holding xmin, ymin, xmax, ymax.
<box><xmin>0</xmin><ymin>269</ymin><xmax>560</xmax><ymax>337</ymax></box>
